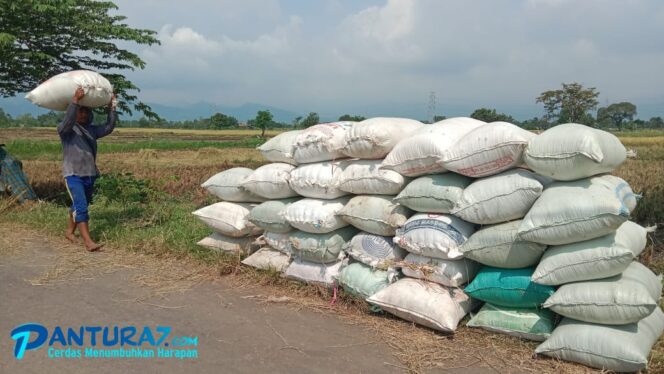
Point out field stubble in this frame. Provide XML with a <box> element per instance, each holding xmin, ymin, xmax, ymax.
<box><xmin>2</xmin><ymin>128</ymin><xmax>664</xmax><ymax>373</ymax></box>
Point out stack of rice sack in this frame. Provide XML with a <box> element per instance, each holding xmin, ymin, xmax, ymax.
<box><xmin>443</xmin><ymin>121</ymin><xmax>557</xmax><ymax>342</ymax></box>
<box><xmin>194</xmin><ymin>168</ymin><xmax>265</xmax><ymax>254</ymax></box>
<box><xmin>514</xmin><ymin>124</ymin><xmax>663</xmax><ymax>372</ymax></box>
<box><xmin>241</xmin><ymin>118</ymin><xmax>423</xmax><ymax>293</ymax></box>
<box><xmin>333</xmin><ymin>118</ymin><xmax>422</xmax><ymax>307</ymax></box>
<box><xmin>370</xmin><ymin>118</ymin><xmax>542</xmax><ymax>334</ymax></box>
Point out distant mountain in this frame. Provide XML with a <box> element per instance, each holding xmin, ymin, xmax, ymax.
<box><xmin>0</xmin><ymin>96</ymin><xmax>300</xmax><ymax>123</ymax></box>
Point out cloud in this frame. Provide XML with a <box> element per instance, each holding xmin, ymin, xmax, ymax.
<box><xmin>121</xmin><ymin>0</ymin><xmax>664</xmax><ymax>119</ymax></box>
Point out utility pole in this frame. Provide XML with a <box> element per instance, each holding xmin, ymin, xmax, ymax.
<box><xmin>427</xmin><ymin>91</ymin><xmax>436</xmax><ymax>123</ymax></box>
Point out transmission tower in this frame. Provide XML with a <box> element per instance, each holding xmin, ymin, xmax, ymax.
<box><xmin>427</xmin><ymin>91</ymin><xmax>436</xmax><ymax>123</ymax></box>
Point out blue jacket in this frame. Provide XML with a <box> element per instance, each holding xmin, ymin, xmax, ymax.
<box><xmin>57</xmin><ymin>103</ymin><xmax>116</xmax><ymax>177</ymax></box>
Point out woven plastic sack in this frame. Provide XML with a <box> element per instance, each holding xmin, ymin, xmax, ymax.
<box><xmin>241</xmin><ymin>248</ymin><xmax>291</xmax><ymax>272</ymax></box>
<box><xmin>288</xmin><ymin>161</ymin><xmax>349</xmax><ymax>199</ymax></box>
<box><xmin>196</xmin><ymin>233</ymin><xmax>255</xmax><ymax>254</ymax></box>
<box><xmin>338</xmin><ymin>195</ymin><xmax>412</xmax><ymax>236</ymax></box>
<box><xmin>400</xmin><ymin>253</ymin><xmax>480</xmax><ymax>287</ymax></box>
<box><xmin>337</xmin><ymin>262</ymin><xmax>392</xmax><ymax>300</ymax></box>
<box><xmin>343</xmin><ymin>232</ymin><xmax>407</xmax><ymax>269</ymax></box>
<box><xmin>394</xmin><ymin>173</ymin><xmax>472</xmax><ymax>213</ymax></box>
<box><xmin>380</xmin><ymin>117</ymin><xmax>485</xmax><ymax>177</ymax></box>
<box><xmin>289</xmin><ymin>227</ymin><xmax>358</xmax><ymax>264</ymax></box>
<box><xmin>192</xmin><ymin>202</ymin><xmax>262</xmax><ymax>238</ymax></box>
<box><xmin>460</xmin><ymin>220</ymin><xmax>546</xmax><ymax>269</ymax></box>
<box><xmin>201</xmin><ymin>167</ymin><xmax>265</xmax><ymax>202</ymax></box>
<box><xmin>262</xmin><ymin>231</ymin><xmax>291</xmax><ymax>254</ymax></box>
<box><xmin>535</xmin><ymin>308</ymin><xmax>664</xmax><ymax>372</ymax></box>
<box><xmin>247</xmin><ymin>198</ymin><xmax>300</xmax><ymax>233</ymax></box>
<box><xmin>543</xmin><ymin>261</ymin><xmax>662</xmax><ymax>325</ymax></box>
<box><xmin>338</xmin><ymin>159</ymin><xmax>407</xmax><ymax>195</ymax></box>
<box><xmin>442</xmin><ymin>121</ymin><xmax>535</xmax><ymax>178</ymax></box>
<box><xmin>532</xmin><ymin>221</ymin><xmax>648</xmax><ymax>285</ymax></box>
<box><xmin>293</xmin><ymin>122</ymin><xmax>354</xmax><ymax>163</ymax></box>
<box><xmin>467</xmin><ymin>303</ymin><xmax>556</xmax><ymax>341</ymax></box>
<box><xmin>342</xmin><ymin>117</ymin><xmax>423</xmax><ymax>159</ymax></box>
<box><xmin>26</xmin><ymin>70</ymin><xmax>113</xmax><ymax>110</ymax></box>
<box><xmin>464</xmin><ymin>267</ymin><xmax>555</xmax><ymax>308</ymax></box>
<box><xmin>257</xmin><ymin>130</ymin><xmax>302</xmax><ymax>165</ymax></box>
<box><xmin>284</xmin><ymin>197</ymin><xmax>350</xmax><ymax>234</ymax></box>
<box><xmin>524</xmin><ymin>123</ymin><xmax>627</xmax><ymax>181</ymax></box>
<box><xmin>284</xmin><ymin>259</ymin><xmax>343</xmax><ymax>286</ymax></box>
<box><xmin>394</xmin><ymin>213</ymin><xmax>476</xmax><ymax>260</ymax></box>
<box><xmin>451</xmin><ymin>169</ymin><xmax>547</xmax><ymax>224</ymax></box>
<box><xmin>367</xmin><ymin>278</ymin><xmax>479</xmax><ymax>333</ymax></box>
<box><xmin>242</xmin><ymin>163</ymin><xmax>298</xmax><ymax>199</ymax></box>
<box><xmin>518</xmin><ymin>175</ymin><xmax>637</xmax><ymax>245</ymax></box>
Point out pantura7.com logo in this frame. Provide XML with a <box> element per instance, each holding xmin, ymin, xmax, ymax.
<box><xmin>11</xmin><ymin>323</ymin><xmax>198</xmax><ymax>360</ymax></box>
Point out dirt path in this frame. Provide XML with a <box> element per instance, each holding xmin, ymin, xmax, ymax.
<box><xmin>0</xmin><ymin>229</ymin><xmax>411</xmax><ymax>374</ymax></box>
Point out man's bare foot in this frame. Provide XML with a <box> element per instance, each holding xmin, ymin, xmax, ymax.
<box><xmin>65</xmin><ymin>232</ymin><xmax>77</xmax><ymax>243</ymax></box>
<box><xmin>85</xmin><ymin>242</ymin><xmax>104</xmax><ymax>252</ymax></box>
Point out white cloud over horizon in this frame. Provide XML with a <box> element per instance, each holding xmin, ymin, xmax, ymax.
<box><xmin>113</xmin><ymin>0</ymin><xmax>664</xmax><ymax>120</ymax></box>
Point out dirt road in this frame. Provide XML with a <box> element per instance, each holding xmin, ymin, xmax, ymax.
<box><xmin>0</xmin><ymin>230</ymin><xmax>410</xmax><ymax>374</ymax></box>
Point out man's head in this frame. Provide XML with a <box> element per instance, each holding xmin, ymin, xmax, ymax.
<box><xmin>76</xmin><ymin>107</ymin><xmax>92</xmax><ymax>126</ymax></box>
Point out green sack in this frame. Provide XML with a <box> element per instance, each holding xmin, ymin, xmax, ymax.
<box><xmin>467</xmin><ymin>303</ymin><xmax>556</xmax><ymax>341</ymax></box>
<box><xmin>290</xmin><ymin>227</ymin><xmax>358</xmax><ymax>264</ymax></box>
<box><xmin>248</xmin><ymin>198</ymin><xmax>300</xmax><ymax>233</ymax></box>
<box><xmin>464</xmin><ymin>267</ymin><xmax>555</xmax><ymax>308</ymax></box>
<box><xmin>337</xmin><ymin>262</ymin><xmax>393</xmax><ymax>313</ymax></box>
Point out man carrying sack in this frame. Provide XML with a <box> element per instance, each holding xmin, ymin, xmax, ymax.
<box><xmin>58</xmin><ymin>87</ymin><xmax>116</xmax><ymax>251</ymax></box>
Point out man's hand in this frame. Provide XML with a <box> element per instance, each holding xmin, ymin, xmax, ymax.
<box><xmin>109</xmin><ymin>93</ymin><xmax>117</xmax><ymax>111</ymax></box>
<box><xmin>72</xmin><ymin>87</ymin><xmax>85</xmax><ymax>104</ymax></box>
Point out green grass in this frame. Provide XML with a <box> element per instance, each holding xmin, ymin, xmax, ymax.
<box><xmin>5</xmin><ymin>138</ymin><xmax>265</xmax><ymax>160</ymax></box>
<box><xmin>615</xmin><ymin>129</ymin><xmax>664</xmax><ymax>137</ymax></box>
<box><xmin>1</xmin><ymin>173</ymin><xmax>220</xmax><ymax>263</ymax></box>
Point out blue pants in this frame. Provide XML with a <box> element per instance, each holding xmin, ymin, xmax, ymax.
<box><xmin>65</xmin><ymin>176</ymin><xmax>96</xmax><ymax>223</ymax></box>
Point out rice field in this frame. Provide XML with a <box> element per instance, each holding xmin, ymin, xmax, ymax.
<box><xmin>1</xmin><ymin>126</ymin><xmax>664</xmax><ymax>373</ymax></box>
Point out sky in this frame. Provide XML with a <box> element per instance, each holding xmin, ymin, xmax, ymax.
<box><xmin>22</xmin><ymin>0</ymin><xmax>664</xmax><ymax>121</ymax></box>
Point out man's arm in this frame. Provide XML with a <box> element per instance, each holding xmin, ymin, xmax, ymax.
<box><xmin>93</xmin><ymin>94</ymin><xmax>117</xmax><ymax>139</ymax></box>
<box><xmin>57</xmin><ymin>87</ymin><xmax>85</xmax><ymax>135</ymax></box>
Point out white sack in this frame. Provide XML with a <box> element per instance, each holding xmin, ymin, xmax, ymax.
<box><xmin>201</xmin><ymin>167</ymin><xmax>265</xmax><ymax>202</ymax></box>
<box><xmin>288</xmin><ymin>161</ymin><xmax>349</xmax><ymax>199</ymax></box>
<box><xmin>381</xmin><ymin>117</ymin><xmax>485</xmax><ymax>177</ymax></box>
<box><xmin>367</xmin><ymin>278</ymin><xmax>479</xmax><ymax>333</ymax></box>
<box><xmin>293</xmin><ymin>122</ymin><xmax>354</xmax><ymax>163</ymax></box>
<box><xmin>242</xmin><ymin>247</ymin><xmax>291</xmax><ymax>272</ymax></box>
<box><xmin>442</xmin><ymin>121</ymin><xmax>535</xmax><ymax>178</ymax></box>
<box><xmin>257</xmin><ymin>130</ymin><xmax>302</xmax><ymax>165</ymax></box>
<box><xmin>524</xmin><ymin>123</ymin><xmax>627</xmax><ymax>181</ymax></box>
<box><xmin>394</xmin><ymin>213</ymin><xmax>476</xmax><ymax>260</ymax></box>
<box><xmin>344</xmin><ymin>232</ymin><xmax>407</xmax><ymax>269</ymax></box>
<box><xmin>242</xmin><ymin>163</ymin><xmax>298</xmax><ymax>199</ymax></box>
<box><xmin>26</xmin><ymin>70</ymin><xmax>113</xmax><ymax>110</ymax></box>
<box><xmin>338</xmin><ymin>159</ymin><xmax>407</xmax><ymax>195</ymax></box>
<box><xmin>284</xmin><ymin>259</ymin><xmax>343</xmax><ymax>286</ymax></box>
<box><xmin>196</xmin><ymin>233</ymin><xmax>255</xmax><ymax>254</ymax></box>
<box><xmin>284</xmin><ymin>197</ymin><xmax>350</xmax><ymax>234</ymax></box>
<box><xmin>192</xmin><ymin>202</ymin><xmax>262</xmax><ymax>237</ymax></box>
<box><xmin>401</xmin><ymin>253</ymin><xmax>480</xmax><ymax>287</ymax></box>
<box><xmin>342</xmin><ymin>117</ymin><xmax>423</xmax><ymax>159</ymax></box>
